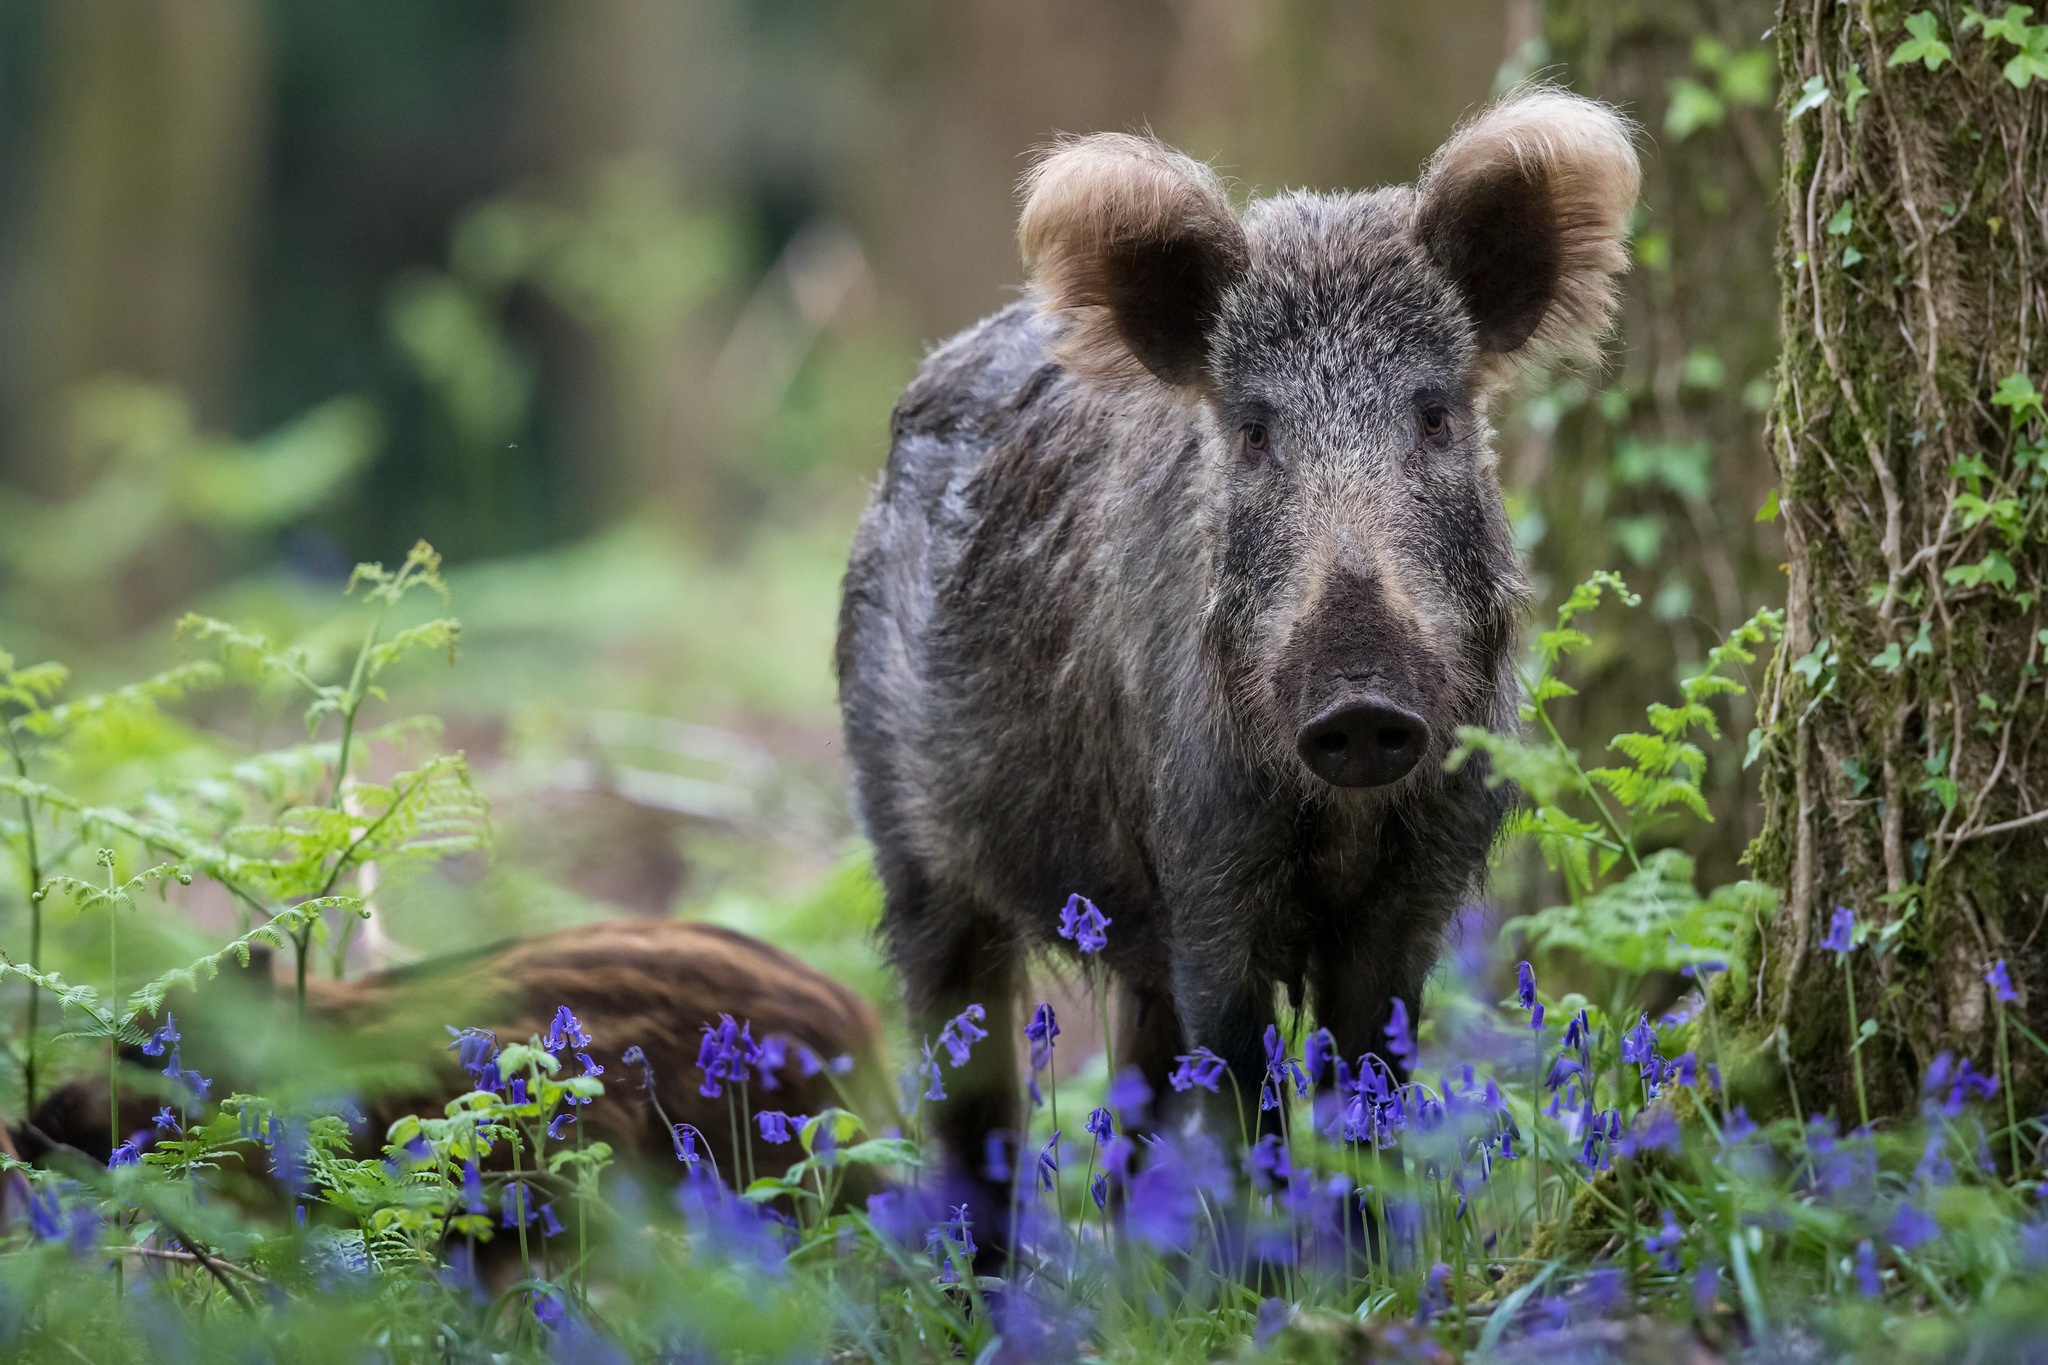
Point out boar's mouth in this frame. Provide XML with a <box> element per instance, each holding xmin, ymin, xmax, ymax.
<box><xmin>1293</xmin><ymin>695</ymin><xmax>1430</xmax><ymax>789</ymax></box>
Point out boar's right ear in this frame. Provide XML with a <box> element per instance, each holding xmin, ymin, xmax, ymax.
<box><xmin>1417</xmin><ymin>89</ymin><xmax>1640</xmax><ymax>381</ymax></box>
<box><xmin>1019</xmin><ymin>133</ymin><xmax>1248</xmax><ymax>390</ymax></box>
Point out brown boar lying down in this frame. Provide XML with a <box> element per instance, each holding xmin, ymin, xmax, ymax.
<box><xmin>16</xmin><ymin>919</ymin><xmax>896</xmax><ymax>1190</ymax></box>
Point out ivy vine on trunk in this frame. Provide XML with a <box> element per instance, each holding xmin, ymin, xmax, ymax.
<box><xmin>1746</xmin><ymin>0</ymin><xmax>2047</xmax><ymax>1132</ymax></box>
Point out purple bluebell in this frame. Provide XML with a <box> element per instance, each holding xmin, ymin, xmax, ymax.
<box><xmin>108</xmin><ymin>1132</ymin><xmax>146</xmax><ymax>1169</ymax></box>
<box><xmin>1854</xmin><ymin>1239</ymin><xmax>1881</xmax><ymax>1297</ymax></box>
<box><xmin>1986</xmin><ymin>959</ymin><xmax>2019</xmax><ymax>1004</ymax></box>
<box><xmin>1255</xmin><ymin>1298</ymin><xmax>1290</xmax><ymax>1348</ymax></box>
<box><xmin>1384</xmin><ymin>999</ymin><xmax>1415</xmax><ymax>1060</ymax></box>
<box><xmin>532</xmin><ymin>1288</ymin><xmax>566</xmax><ymax>1328</ymax></box>
<box><xmin>1691</xmin><ymin>1260</ymin><xmax>1719</xmax><ymax>1317</ymax></box>
<box><xmin>28</xmin><ymin>1187</ymin><xmax>62</xmax><ymax>1241</ymax></box>
<box><xmin>502</xmin><ymin>1182</ymin><xmax>535</xmax><ymax>1229</ymax></box>
<box><xmin>1645</xmin><ymin>1210</ymin><xmax>1683</xmax><ymax>1272</ymax></box>
<box><xmin>543</xmin><ymin>1005</ymin><xmax>592</xmax><ymax>1055</ymax></box>
<box><xmin>695</xmin><ymin>1014</ymin><xmax>761</xmax><ymax>1099</ymax></box>
<box><xmin>983</xmin><ymin>1131</ymin><xmax>1012</xmax><ymax>1182</ymax></box>
<box><xmin>1563</xmin><ymin>1008</ymin><xmax>1591</xmax><ymax>1056</ymax></box>
<box><xmin>1084</xmin><ymin>1106</ymin><xmax>1113</xmax><ymax>1143</ymax></box>
<box><xmin>142</xmin><ymin>1013</ymin><xmax>178</xmax><ymax>1057</ymax></box>
<box><xmin>1036</xmin><ymin>1132</ymin><xmax>1061</xmax><ymax>1191</ymax></box>
<box><xmin>448</xmin><ymin>1027</ymin><xmax>503</xmax><ymax>1093</ymax></box>
<box><xmin>757</xmin><ymin>1110</ymin><xmax>799</xmax><ymax>1144</ymax></box>
<box><xmin>1090</xmin><ymin>1173</ymin><xmax>1109</xmax><ymax>1210</ymax></box>
<box><xmin>1515</xmin><ymin>961</ymin><xmax>1544</xmax><ymax>1028</ymax></box>
<box><xmin>1168</xmin><ymin>1046</ymin><xmax>1226</xmax><ymax>1093</ymax></box>
<box><xmin>1887</xmin><ymin>1201</ymin><xmax>1939</xmax><ymax>1251</ymax></box>
<box><xmin>755</xmin><ymin>1034</ymin><xmax>789</xmax><ymax>1091</ymax></box>
<box><xmin>620</xmin><ymin>1044</ymin><xmax>657</xmax><ymax>1096</ymax></box>
<box><xmin>508</xmin><ymin>1077</ymin><xmax>530</xmax><ymax>1106</ymax></box>
<box><xmin>1620</xmin><ymin>1108</ymin><xmax>1682</xmax><ymax>1159</ymax></box>
<box><xmin>670</xmin><ymin>1123</ymin><xmax>705</xmax><ymax>1167</ymax></box>
<box><xmin>1821</xmin><ymin>905</ymin><xmax>1857</xmax><ymax>955</ymax></box>
<box><xmin>152</xmin><ymin>1107</ymin><xmax>180</xmax><ymax>1134</ymax></box>
<box><xmin>537</xmin><ymin>1202</ymin><xmax>564</xmax><ymax>1237</ymax></box>
<box><xmin>461</xmin><ymin>1161</ymin><xmax>486</xmax><ymax>1215</ymax></box>
<box><xmin>1055</xmin><ymin>893</ymin><xmax>1112</xmax><ymax>954</ymax></box>
<box><xmin>1922</xmin><ymin>1052</ymin><xmax>2000</xmax><ymax>1117</ymax></box>
<box><xmin>1260</xmin><ymin>1025</ymin><xmax>1309</xmax><ymax>1110</ymax></box>
<box><xmin>1415</xmin><ymin>1262</ymin><xmax>1451</xmax><ymax>1324</ymax></box>
<box><xmin>937</xmin><ymin>1003</ymin><xmax>988</xmax><ymax>1067</ymax></box>
<box><xmin>917</xmin><ymin>1040</ymin><xmax>946</xmax><ymax>1103</ymax></box>
<box><xmin>1025</xmin><ymin>1003</ymin><xmax>1060</xmax><ymax>1071</ymax></box>
<box><xmin>1243</xmin><ymin>1133</ymin><xmax>1292</xmax><ymax>1193</ymax></box>
<box><xmin>1106</xmin><ymin>1065</ymin><xmax>1153</xmax><ymax>1123</ymax></box>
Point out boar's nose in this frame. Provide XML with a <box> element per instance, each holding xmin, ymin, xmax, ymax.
<box><xmin>1295</xmin><ymin>699</ymin><xmax>1429</xmax><ymax>788</ymax></box>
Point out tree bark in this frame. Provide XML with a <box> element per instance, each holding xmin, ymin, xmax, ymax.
<box><xmin>1747</xmin><ymin>1</ymin><xmax>2047</xmax><ymax>1128</ymax></box>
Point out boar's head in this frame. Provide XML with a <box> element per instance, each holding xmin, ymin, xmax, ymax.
<box><xmin>1019</xmin><ymin>90</ymin><xmax>1640</xmax><ymax>794</ymax></box>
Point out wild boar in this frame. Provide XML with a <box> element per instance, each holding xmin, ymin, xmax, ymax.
<box><xmin>17</xmin><ymin>919</ymin><xmax>893</xmax><ymax>1192</ymax></box>
<box><xmin>836</xmin><ymin>90</ymin><xmax>1639</xmax><ymax>1220</ymax></box>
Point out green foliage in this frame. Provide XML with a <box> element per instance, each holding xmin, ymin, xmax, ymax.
<box><xmin>1454</xmin><ymin>574</ymin><xmax>1783</xmax><ymax>992</ymax></box>
<box><xmin>1889</xmin><ymin>11</ymin><xmax>1954</xmax><ymax>71</ymax></box>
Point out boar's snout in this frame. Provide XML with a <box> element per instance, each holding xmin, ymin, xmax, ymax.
<box><xmin>1295</xmin><ymin>697</ymin><xmax>1429</xmax><ymax>788</ymax></box>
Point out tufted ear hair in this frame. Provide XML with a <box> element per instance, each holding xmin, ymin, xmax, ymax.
<box><xmin>1417</xmin><ymin>88</ymin><xmax>1641</xmax><ymax>382</ymax></box>
<box><xmin>1018</xmin><ymin>133</ymin><xmax>1249</xmax><ymax>390</ymax></box>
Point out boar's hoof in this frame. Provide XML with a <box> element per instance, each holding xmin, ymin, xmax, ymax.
<box><xmin>1296</xmin><ymin>700</ymin><xmax>1428</xmax><ymax>788</ymax></box>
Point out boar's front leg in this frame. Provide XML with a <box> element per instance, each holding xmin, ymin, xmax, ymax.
<box><xmin>891</xmin><ymin>902</ymin><xmax>1021</xmax><ymax>1253</ymax></box>
<box><xmin>1166</xmin><ymin>920</ymin><xmax>1280</xmax><ymax>1142</ymax></box>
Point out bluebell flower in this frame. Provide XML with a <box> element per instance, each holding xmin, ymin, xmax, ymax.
<box><xmin>1987</xmin><ymin>959</ymin><xmax>2019</xmax><ymax>1003</ymax></box>
<box><xmin>1581</xmin><ymin>1267</ymin><xmax>1626</xmax><ymax>1316</ymax></box>
<box><xmin>1243</xmin><ymin>1133</ymin><xmax>1292</xmax><ymax>1193</ymax></box>
<box><xmin>2017</xmin><ymin>1215</ymin><xmax>2048</xmax><ymax>1271</ymax></box>
<box><xmin>1721</xmin><ymin>1105</ymin><xmax>1757</xmax><ymax>1145</ymax></box>
<box><xmin>1620</xmin><ymin>1013</ymin><xmax>1658</xmax><ymax>1069</ymax></box>
<box><xmin>1415</xmin><ymin>1262</ymin><xmax>1452</xmax><ymax>1324</ymax></box>
<box><xmin>1090</xmin><ymin>1173</ymin><xmax>1109</xmax><ymax>1210</ymax></box>
<box><xmin>937</xmin><ymin>1003</ymin><xmax>988</xmax><ymax>1067</ymax></box>
<box><xmin>1563</xmin><ymin>1008</ymin><xmax>1591</xmax><ymax>1054</ymax></box>
<box><xmin>502</xmin><ymin>1182</ymin><xmax>535</xmax><ymax>1229</ymax></box>
<box><xmin>543</xmin><ymin>1005</ymin><xmax>592</xmax><ymax>1055</ymax></box>
<box><xmin>1260</xmin><ymin>1025</ymin><xmax>1309</xmax><ymax>1109</ymax></box>
<box><xmin>1668</xmin><ymin>1051</ymin><xmax>1699</xmax><ymax>1088</ymax></box>
<box><xmin>918</xmin><ymin>1040</ymin><xmax>946</xmax><ymax>1103</ymax></box>
<box><xmin>670</xmin><ymin>1123</ymin><xmax>705</xmax><ymax>1167</ymax></box>
<box><xmin>1821</xmin><ymin>905</ymin><xmax>1858</xmax><ymax>955</ymax></box>
<box><xmin>1915</xmin><ymin>1131</ymin><xmax>1954</xmax><ymax>1189</ymax></box>
<box><xmin>461</xmin><ymin>1161</ymin><xmax>487</xmax><ymax>1215</ymax></box>
<box><xmin>1516</xmin><ymin>960</ymin><xmax>1538</xmax><ymax>1011</ymax></box>
<box><xmin>1854</xmin><ymin>1239</ymin><xmax>1882</xmax><ymax>1297</ymax></box>
<box><xmin>983</xmin><ymin>1130</ymin><xmax>1012</xmax><ymax>1182</ymax></box>
<box><xmin>1645</xmin><ymin>1210</ymin><xmax>1683</xmax><ymax>1271</ymax></box>
<box><xmin>152</xmin><ymin>1107</ymin><xmax>180</xmax><ymax>1134</ymax></box>
<box><xmin>1680</xmin><ymin>960</ymin><xmax>1727</xmax><ymax>979</ymax></box>
<box><xmin>619</xmin><ymin>1044</ymin><xmax>657</xmax><ymax>1096</ymax></box>
<box><xmin>1922</xmin><ymin>1052</ymin><xmax>1999</xmax><ymax>1117</ymax></box>
<box><xmin>1125</xmin><ymin>1152</ymin><xmax>1199</xmax><ymax>1250</ymax></box>
<box><xmin>547</xmin><ymin>1113</ymin><xmax>574</xmax><ymax>1141</ymax></box>
<box><xmin>108</xmin><ymin>1132</ymin><xmax>147</xmax><ymax>1168</ymax></box>
<box><xmin>1303</xmin><ymin>1027</ymin><xmax>1336</xmax><ymax>1082</ymax></box>
<box><xmin>1620</xmin><ymin>1108</ymin><xmax>1682</xmax><ymax>1159</ymax></box>
<box><xmin>1887</xmin><ymin>1201</ymin><xmax>1939</xmax><ymax>1251</ymax></box>
<box><xmin>1055</xmin><ymin>893</ymin><xmax>1111</xmax><ymax>954</ymax></box>
<box><xmin>1256</xmin><ymin>1297</ymin><xmax>1291</xmax><ymax>1348</ymax></box>
<box><xmin>448</xmin><ymin>1027</ymin><xmax>503</xmax><ymax>1093</ymax></box>
<box><xmin>1384</xmin><ymin>998</ymin><xmax>1415</xmax><ymax>1060</ymax></box>
<box><xmin>28</xmin><ymin>1187</ymin><xmax>62</xmax><ymax>1241</ymax></box>
<box><xmin>1025</xmin><ymin>1003</ymin><xmax>1060</xmax><ymax>1071</ymax></box>
<box><xmin>1168</xmin><ymin>1046</ymin><xmax>1226</xmax><ymax>1093</ymax></box>
<box><xmin>508</xmin><ymin>1077</ymin><xmax>530</xmax><ymax>1106</ymax></box>
<box><xmin>1036</xmin><ymin>1131</ymin><xmax>1061</xmax><ymax>1191</ymax></box>
<box><xmin>141</xmin><ymin>1013</ymin><xmax>179</xmax><ymax>1057</ymax></box>
<box><xmin>532</xmin><ymin>1288</ymin><xmax>567</xmax><ymax>1327</ymax></box>
<box><xmin>1106</xmin><ymin>1065</ymin><xmax>1153</xmax><ymax>1124</ymax></box>
<box><xmin>1691</xmin><ymin>1260</ymin><xmax>1719</xmax><ymax>1317</ymax></box>
<box><xmin>695</xmin><ymin>1014</ymin><xmax>761</xmax><ymax>1099</ymax></box>
<box><xmin>757</xmin><ymin>1110</ymin><xmax>800</xmax><ymax>1145</ymax></box>
<box><xmin>1084</xmin><ymin>1106</ymin><xmax>1113</xmax><ymax>1143</ymax></box>
<box><xmin>538</xmin><ymin>1202</ymin><xmax>564</xmax><ymax>1237</ymax></box>
<box><xmin>755</xmin><ymin>1034</ymin><xmax>789</xmax><ymax>1091</ymax></box>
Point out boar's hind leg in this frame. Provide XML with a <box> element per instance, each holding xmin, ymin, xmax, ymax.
<box><xmin>1310</xmin><ymin>933</ymin><xmax>1422</xmax><ymax>1088</ymax></box>
<box><xmin>895</xmin><ymin>907</ymin><xmax>1021</xmax><ymax>1252</ymax></box>
<box><xmin>1112</xmin><ymin>982</ymin><xmax>1183</xmax><ymax>1135</ymax></box>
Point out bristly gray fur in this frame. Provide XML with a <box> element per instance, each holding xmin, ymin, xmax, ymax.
<box><xmin>835</xmin><ymin>88</ymin><xmax>1638</xmax><ymax>1233</ymax></box>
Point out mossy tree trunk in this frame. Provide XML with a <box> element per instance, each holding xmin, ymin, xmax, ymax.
<box><xmin>1747</xmin><ymin>2</ymin><xmax>2047</xmax><ymax>1129</ymax></box>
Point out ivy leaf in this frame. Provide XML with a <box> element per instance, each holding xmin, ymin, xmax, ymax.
<box><xmin>1964</xmin><ymin>5</ymin><xmax>2039</xmax><ymax>45</ymax></box>
<box><xmin>1993</xmin><ymin>371</ymin><xmax>2045</xmax><ymax>426</ymax></box>
<box><xmin>1756</xmin><ymin>487</ymin><xmax>1781</xmax><ymax>522</ymax></box>
<box><xmin>1790</xmin><ymin>74</ymin><xmax>1832</xmax><ymax>117</ymax></box>
<box><xmin>1827</xmin><ymin>201</ymin><xmax>1856</xmax><ymax>235</ymax></box>
<box><xmin>1870</xmin><ymin>641</ymin><xmax>1904</xmax><ymax>673</ymax></box>
<box><xmin>1844</xmin><ymin>62</ymin><xmax>1872</xmax><ymax>119</ymax></box>
<box><xmin>1889</xmin><ymin>11</ymin><xmax>1953</xmax><ymax>70</ymax></box>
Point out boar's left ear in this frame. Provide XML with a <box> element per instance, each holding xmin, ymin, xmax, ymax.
<box><xmin>1417</xmin><ymin>88</ymin><xmax>1640</xmax><ymax>378</ymax></box>
<box><xmin>1019</xmin><ymin>133</ymin><xmax>1249</xmax><ymax>390</ymax></box>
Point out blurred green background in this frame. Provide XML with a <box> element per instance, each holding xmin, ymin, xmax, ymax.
<box><xmin>0</xmin><ymin>0</ymin><xmax>1785</xmax><ymax>1051</ymax></box>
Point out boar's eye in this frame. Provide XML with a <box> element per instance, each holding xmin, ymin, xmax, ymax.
<box><xmin>1239</xmin><ymin>421</ymin><xmax>1271</xmax><ymax>464</ymax></box>
<box><xmin>1417</xmin><ymin>400</ymin><xmax>1453</xmax><ymax>449</ymax></box>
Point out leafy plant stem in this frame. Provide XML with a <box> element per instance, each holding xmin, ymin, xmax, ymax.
<box><xmin>6</xmin><ymin>722</ymin><xmax>44</xmax><ymax>1112</ymax></box>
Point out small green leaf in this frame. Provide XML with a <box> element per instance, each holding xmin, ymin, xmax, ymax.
<box><xmin>1755</xmin><ymin>487</ymin><xmax>1781</xmax><ymax>522</ymax></box>
<box><xmin>1870</xmin><ymin>641</ymin><xmax>1904</xmax><ymax>672</ymax></box>
<box><xmin>1790</xmin><ymin>74</ymin><xmax>1831</xmax><ymax>117</ymax></box>
<box><xmin>1844</xmin><ymin>62</ymin><xmax>1872</xmax><ymax>119</ymax></box>
<box><xmin>1827</xmin><ymin>201</ymin><xmax>1856</xmax><ymax>235</ymax></box>
<box><xmin>1666</xmin><ymin>77</ymin><xmax>1727</xmax><ymax>139</ymax></box>
<box><xmin>1841</xmin><ymin>246</ymin><xmax>1864</xmax><ymax>267</ymax></box>
<box><xmin>1889</xmin><ymin>11</ymin><xmax>1953</xmax><ymax>69</ymax></box>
